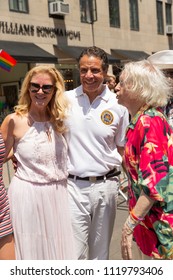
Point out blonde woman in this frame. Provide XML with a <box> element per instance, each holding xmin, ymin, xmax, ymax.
<box><xmin>1</xmin><ymin>65</ymin><xmax>76</xmax><ymax>260</ymax></box>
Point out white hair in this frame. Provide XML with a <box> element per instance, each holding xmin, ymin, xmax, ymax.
<box><xmin>121</xmin><ymin>60</ymin><xmax>172</xmax><ymax>107</ymax></box>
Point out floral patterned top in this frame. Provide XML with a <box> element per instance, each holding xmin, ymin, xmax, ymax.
<box><xmin>125</xmin><ymin>105</ymin><xmax>173</xmax><ymax>259</ymax></box>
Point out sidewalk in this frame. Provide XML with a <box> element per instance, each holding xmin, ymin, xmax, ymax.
<box><xmin>109</xmin><ymin>194</ymin><xmax>128</xmax><ymax>259</ymax></box>
<box><xmin>3</xmin><ymin>161</ymin><xmax>128</xmax><ymax>260</ymax></box>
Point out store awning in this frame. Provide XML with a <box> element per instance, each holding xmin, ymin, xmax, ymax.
<box><xmin>0</xmin><ymin>41</ymin><xmax>58</xmax><ymax>63</ymax></box>
<box><xmin>111</xmin><ymin>49</ymin><xmax>150</xmax><ymax>61</ymax></box>
<box><xmin>54</xmin><ymin>45</ymin><xmax>120</xmax><ymax>64</ymax></box>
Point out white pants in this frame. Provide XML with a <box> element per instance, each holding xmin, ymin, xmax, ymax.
<box><xmin>67</xmin><ymin>177</ymin><xmax>119</xmax><ymax>260</ymax></box>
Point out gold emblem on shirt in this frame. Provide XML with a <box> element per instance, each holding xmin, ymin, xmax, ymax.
<box><xmin>101</xmin><ymin>110</ymin><xmax>114</xmax><ymax>125</ymax></box>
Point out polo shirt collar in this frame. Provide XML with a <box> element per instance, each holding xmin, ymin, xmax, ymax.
<box><xmin>76</xmin><ymin>84</ymin><xmax>109</xmax><ymax>101</ymax></box>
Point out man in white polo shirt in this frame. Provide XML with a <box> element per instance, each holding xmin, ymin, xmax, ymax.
<box><xmin>64</xmin><ymin>46</ymin><xmax>129</xmax><ymax>260</ymax></box>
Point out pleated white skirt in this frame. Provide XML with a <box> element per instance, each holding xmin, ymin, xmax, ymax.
<box><xmin>8</xmin><ymin>176</ymin><xmax>76</xmax><ymax>260</ymax></box>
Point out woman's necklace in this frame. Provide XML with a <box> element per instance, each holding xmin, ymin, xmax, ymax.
<box><xmin>44</xmin><ymin>123</ymin><xmax>52</xmax><ymax>142</ymax></box>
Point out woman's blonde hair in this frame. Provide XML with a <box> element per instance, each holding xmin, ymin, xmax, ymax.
<box><xmin>121</xmin><ymin>59</ymin><xmax>172</xmax><ymax>107</ymax></box>
<box><xmin>14</xmin><ymin>65</ymin><xmax>69</xmax><ymax>133</ymax></box>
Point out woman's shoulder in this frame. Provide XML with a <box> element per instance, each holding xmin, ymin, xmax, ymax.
<box><xmin>1</xmin><ymin>113</ymin><xmax>26</xmax><ymax>130</ymax></box>
<box><xmin>3</xmin><ymin>112</ymin><xmax>25</xmax><ymax>122</ymax></box>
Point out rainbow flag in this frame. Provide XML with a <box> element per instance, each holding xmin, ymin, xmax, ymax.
<box><xmin>0</xmin><ymin>49</ymin><xmax>17</xmax><ymax>72</ymax></box>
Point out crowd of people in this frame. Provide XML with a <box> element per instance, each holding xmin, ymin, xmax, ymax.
<box><xmin>104</xmin><ymin>73</ymin><xmax>117</xmax><ymax>92</ymax></box>
<box><xmin>0</xmin><ymin>46</ymin><xmax>173</xmax><ymax>260</ymax></box>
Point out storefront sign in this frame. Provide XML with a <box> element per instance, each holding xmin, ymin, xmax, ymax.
<box><xmin>0</xmin><ymin>21</ymin><xmax>81</xmax><ymax>40</ymax></box>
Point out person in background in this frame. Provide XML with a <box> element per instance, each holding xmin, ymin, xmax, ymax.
<box><xmin>0</xmin><ymin>131</ymin><xmax>15</xmax><ymax>260</ymax></box>
<box><xmin>104</xmin><ymin>73</ymin><xmax>117</xmax><ymax>92</ymax></box>
<box><xmin>64</xmin><ymin>46</ymin><xmax>129</xmax><ymax>260</ymax></box>
<box><xmin>115</xmin><ymin>59</ymin><xmax>173</xmax><ymax>260</ymax></box>
<box><xmin>1</xmin><ymin>65</ymin><xmax>76</xmax><ymax>260</ymax></box>
<box><xmin>147</xmin><ymin>50</ymin><xmax>173</xmax><ymax>128</ymax></box>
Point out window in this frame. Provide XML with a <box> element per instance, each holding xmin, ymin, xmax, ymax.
<box><xmin>156</xmin><ymin>0</ymin><xmax>164</xmax><ymax>34</ymax></box>
<box><xmin>129</xmin><ymin>0</ymin><xmax>139</xmax><ymax>31</ymax></box>
<box><xmin>165</xmin><ymin>3</ymin><xmax>172</xmax><ymax>25</ymax></box>
<box><xmin>109</xmin><ymin>0</ymin><xmax>120</xmax><ymax>28</ymax></box>
<box><xmin>80</xmin><ymin>0</ymin><xmax>97</xmax><ymax>23</ymax></box>
<box><xmin>9</xmin><ymin>0</ymin><xmax>28</xmax><ymax>13</ymax></box>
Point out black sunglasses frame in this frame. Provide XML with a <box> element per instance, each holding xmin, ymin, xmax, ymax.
<box><xmin>29</xmin><ymin>82</ymin><xmax>54</xmax><ymax>94</ymax></box>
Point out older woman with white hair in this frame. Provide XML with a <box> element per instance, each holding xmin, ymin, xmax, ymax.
<box><xmin>115</xmin><ymin>59</ymin><xmax>173</xmax><ymax>260</ymax></box>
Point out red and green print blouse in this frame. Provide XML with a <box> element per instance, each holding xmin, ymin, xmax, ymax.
<box><xmin>125</xmin><ymin>106</ymin><xmax>173</xmax><ymax>259</ymax></box>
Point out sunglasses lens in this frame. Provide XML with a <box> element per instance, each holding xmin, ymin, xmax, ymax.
<box><xmin>30</xmin><ymin>83</ymin><xmax>39</xmax><ymax>93</ymax></box>
<box><xmin>30</xmin><ymin>83</ymin><xmax>54</xmax><ymax>94</ymax></box>
<box><xmin>42</xmin><ymin>85</ymin><xmax>54</xmax><ymax>93</ymax></box>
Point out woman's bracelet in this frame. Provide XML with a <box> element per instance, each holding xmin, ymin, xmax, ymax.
<box><xmin>130</xmin><ymin>209</ymin><xmax>144</xmax><ymax>222</ymax></box>
<box><xmin>125</xmin><ymin>215</ymin><xmax>139</xmax><ymax>234</ymax></box>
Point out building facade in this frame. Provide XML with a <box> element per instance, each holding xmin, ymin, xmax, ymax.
<box><xmin>0</xmin><ymin>0</ymin><xmax>173</xmax><ymax>118</ymax></box>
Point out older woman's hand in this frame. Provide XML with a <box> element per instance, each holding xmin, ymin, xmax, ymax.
<box><xmin>121</xmin><ymin>215</ymin><xmax>138</xmax><ymax>260</ymax></box>
<box><xmin>121</xmin><ymin>223</ymin><xmax>133</xmax><ymax>259</ymax></box>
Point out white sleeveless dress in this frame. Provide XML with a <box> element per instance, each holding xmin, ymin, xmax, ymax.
<box><xmin>8</xmin><ymin>120</ymin><xmax>76</xmax><ymax>259</ymax></box>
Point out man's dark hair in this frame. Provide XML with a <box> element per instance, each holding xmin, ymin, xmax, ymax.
<box><xmin>78</xmin><ymin>46</ymin><xmax>109</xmax><ymax>72</ymax></box>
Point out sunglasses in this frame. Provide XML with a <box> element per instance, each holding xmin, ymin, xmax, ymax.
<box><xmin>29</xmin><ymin>82</ymin><xmax>54</xmax><ymax>94</ymax></box>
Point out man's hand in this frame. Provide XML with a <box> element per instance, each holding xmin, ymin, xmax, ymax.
<box><xmin>11</xmin><ymin>155</ymin><xmax>17</xmax><ymax>172</ymax></box>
